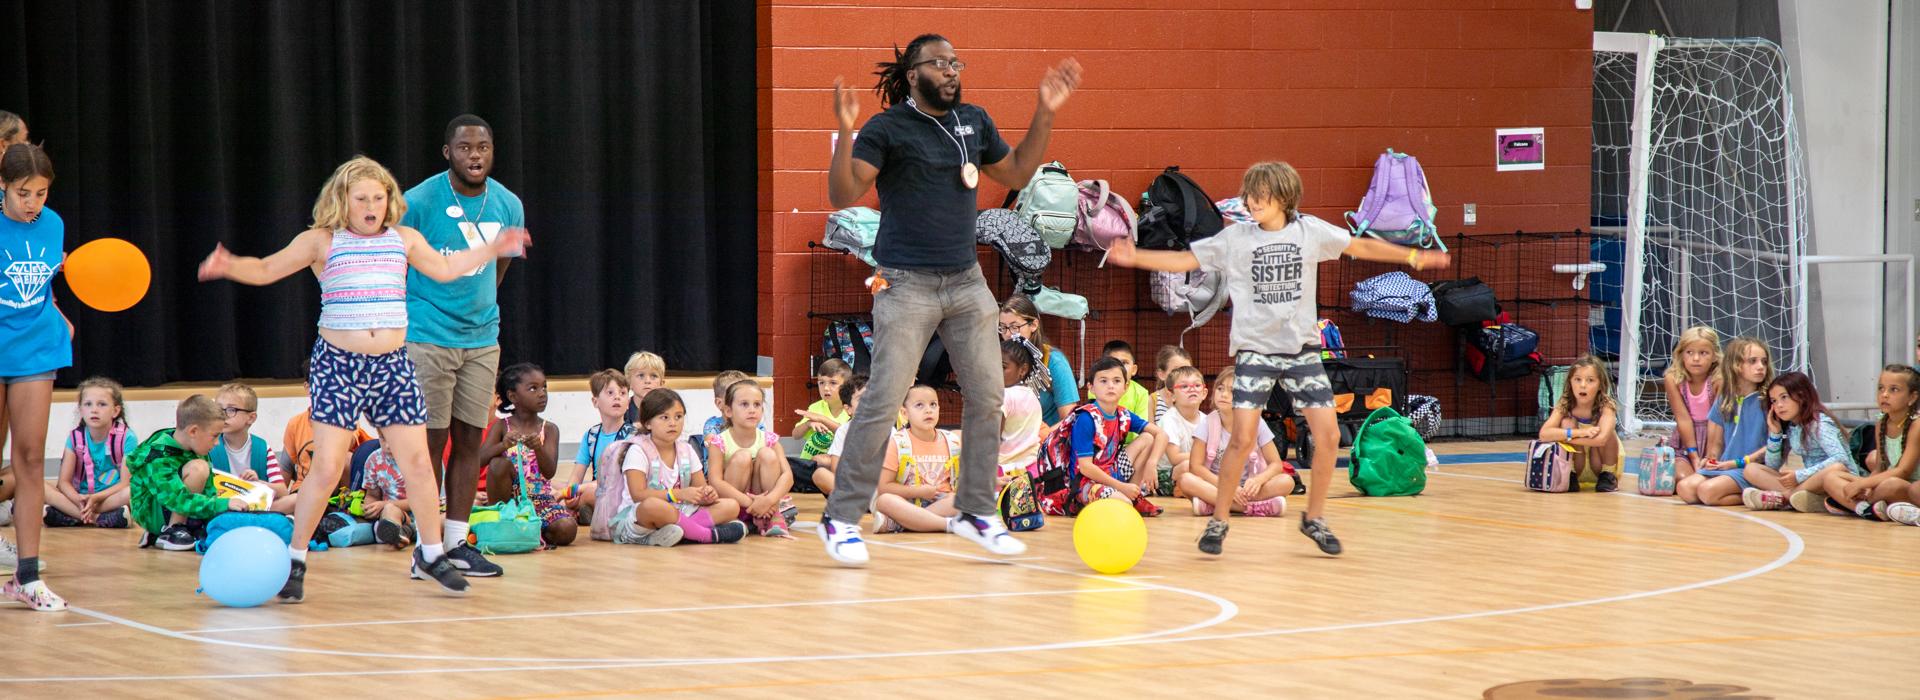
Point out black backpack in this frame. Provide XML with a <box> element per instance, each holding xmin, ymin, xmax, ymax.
<box><xmin>1135</xmin><ymin>166</ymin><xmax>1224</xmax><ymax>250</ymax></box>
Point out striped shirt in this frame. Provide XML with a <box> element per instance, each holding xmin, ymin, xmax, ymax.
<box><xmin>318</xmin><ymin>228</ymin><xmax>410</xmax><ymax>331</ymax></box>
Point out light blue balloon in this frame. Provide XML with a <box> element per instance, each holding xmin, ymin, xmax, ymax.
<box><xmin>198</xmin><ymin>526</ymin><xmax>292</xmax><ymax>608</ymax></box>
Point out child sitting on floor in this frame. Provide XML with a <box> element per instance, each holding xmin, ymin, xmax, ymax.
<box><xmin>129</xmin><ymin>395</ymin><xmax>250</xmax><ymax>551</ymax></box>
<box><xmin>812</xmin><ymin>375</ymin><xmax>869</xmax><ymax>495</ymax></box>
<box><xmin>599</xmin><ymin>389</ymin><xmax>748</xmax><ymax>545</ymax></box>
<box><xmin>479</xmin><ymin>362</ymin><xmax>575</xmax><ymax>546</ymax></box>
<box><xmin>874</xmin><ymin>384</ymin><xmax>963</xmax><ymax>534</ymax></box>
<box><xmin>43</xmin><ymin>377</ymin><xmax>137</xmax><ymax>529</ymax></box>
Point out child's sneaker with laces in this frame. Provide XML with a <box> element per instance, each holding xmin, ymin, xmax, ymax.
<box><xmin>1596</xmin><ymin>471</ymin><xmax>1619</xmax><ymax>493</ymax></box>
<box><xmin>638</xmin><ymin>524</ymin><xmax>686</xmax><ymax>547</ymax></box>
<box><xmin>1244</xmin><ymin>497</ymin><xmax>1285</xmax><ymax>518</ymax></box>
<box><xmin>156</xmin><ymin>524</ymin><xmax>199</xmax><ymax>551</ymax></box>
<box><xmin>42</xmin><ymin>508</ymin><xmax>82</xmax><ymax>528</ymax></box>
<box><xmin>0</xmin><ymin>537</ymin><xmax>18</xmax><ymax>571</ymax></box>
<box><xmin>1887</xmin><ymin>501</ymin><xmax>1920</xmax><ymax>526</ymax></box>
<box><xmin>949</xmin><ymin>512</ymin><xmax>1027</xmax><ymax>556</ymax></box>
<box><xmin>1196</xmin><ymin>518</ymin><xmax>1229</xmax><ymax>556</ymax></box>
<box><xmin>1788</xmin><ymin>490</ymin><xmax>1825</xmax><ymax>513</ymax></box>
<box><xmin>1742</xmin><ymin>488</ymin><xmax>1788</xmax><ymax>511</ymax></box>
<box><xmin>817</xmin><ymin>516</ymin><xmax>868</xmax><ymax>566</ymax></box>
<box><xmin>1300</xmin><ymin>514</ymin><xmax>1343</xmax><ymax>555</ymax></box>
<box><xmin>3</xmin><ymin>578</ymin><xmax>66</xmax><ymax>612</ymax></box>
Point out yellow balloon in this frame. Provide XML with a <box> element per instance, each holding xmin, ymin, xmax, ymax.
<box><xmin>1072</xmin><ymin>498</ymin><xmax>1148</xmax><ymax>574</ymax></box>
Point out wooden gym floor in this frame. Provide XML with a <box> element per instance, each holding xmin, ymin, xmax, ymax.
<box><xmin>6</xmin><ymin>438</ymin><xmax>1913</xmax><ymax>699</ymax></box>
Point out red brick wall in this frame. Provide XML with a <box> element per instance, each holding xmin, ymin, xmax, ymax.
<box><xmin>760</xmin><ymin>0</ymin><xmax>1594</xmax><ymax>420</ymax></box>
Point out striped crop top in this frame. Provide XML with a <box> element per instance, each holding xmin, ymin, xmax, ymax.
<box><xmin>317</xmin><ymin>228</ymin><xmax>409</xmax><ymax>331</ymax></box>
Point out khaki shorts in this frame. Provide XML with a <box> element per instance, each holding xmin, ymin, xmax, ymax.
<box><xmin>405</xmin><ymin>342</ymin><xmax>500</xmax><ymax>430</ymax></box>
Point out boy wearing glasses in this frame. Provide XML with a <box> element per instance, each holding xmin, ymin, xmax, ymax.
<box><xmin>212</xmin><ymin>383</ymin><xmax>294</xmax><ymax>512</ymax></box>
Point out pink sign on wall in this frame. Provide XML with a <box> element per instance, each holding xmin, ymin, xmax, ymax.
<box><xmin>1496</xmin><ymin>127</ymin><xmax>1546</xmax><ymax>171</ymax></box>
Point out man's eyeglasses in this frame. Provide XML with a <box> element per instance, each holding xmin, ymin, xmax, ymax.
<box><xmin>912</xmin><ymin>58</ymin><xmax>966</xmax><ymax>72</ymax></box>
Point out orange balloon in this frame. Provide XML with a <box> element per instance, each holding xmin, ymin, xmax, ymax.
<box><xmin>64</xmin><ymin>238</ymin><xmax>151</xmax><ymax>312</ymax></box>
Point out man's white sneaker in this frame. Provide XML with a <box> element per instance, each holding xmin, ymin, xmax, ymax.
<box><xmin>949</xmin><ymin>512</ymin><xmax>1027</xmax><ymax>556</ymax></box>
<box><xmin>817</xmin><ymin>516</ymin><xmax>869</xmax><ymax>566</ymax></box>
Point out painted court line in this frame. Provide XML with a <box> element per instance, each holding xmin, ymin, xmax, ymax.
<box><xmin>171</xmin><ymin>586</ymin><xmax>1140</xmax><ymax>635</ymax></box>
<box><xmin>9</xmin><ymin>469</ymin><xmax>1803</xmax><ymax>684</ymax></box>
<box><xmin>28</xmin><ymin>541</ymin><xmax>1237</xmax><ymax>675</ymax></box>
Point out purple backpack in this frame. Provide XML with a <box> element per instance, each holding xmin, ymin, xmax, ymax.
<box><xmin>1073</xmin><ymin>179</ymin><xmax>1136</xmax><ymax>260</ymax></box>
<box><xmin>1345</xmin><ymin>149</ymin><xmax>1445</xmax><ymax>252</ymax></box>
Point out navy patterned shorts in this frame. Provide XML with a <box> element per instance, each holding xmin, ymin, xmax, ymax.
<box><xmin>308</xmin><ymin>338</ymin><xmax>429</xmax><ymax>429</ymax></box>
<box><xmin>1232</xmin><ymin>347</ymin><xmax>1334</xmax><ymax>411</ymax></box>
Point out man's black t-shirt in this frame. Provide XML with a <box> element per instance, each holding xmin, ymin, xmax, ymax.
<box><xmin>852</xmin><ymin>101</ymin><xmax>1011</xmax><ymax>270</ymax></box>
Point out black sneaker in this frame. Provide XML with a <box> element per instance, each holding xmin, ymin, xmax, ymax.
<box><xmin>278</xmin><ymin>560</ymin><xmax>306</xmax><ymax>604</ymax></box>
<box><xmin>1596</xmin><ymin>471</ymin><xmax>1619</xmax><ymax>493</ymax></box>
<box><xmin>374</xmin><ymin>520</ymin><xmax>411</xmax><ymax>548</ymax></box>
<box><xmin>712</xmin><ymin>521</ymin><xmax>748</xmax><ymax>544</ymax></box>
<box><xmin>1567</xmin><ymin>478</ymin><xmax>1581</xmax><ymax>493</ymax></box>
<box><xmin>1300</xmin><ymin>514</ymin><xmax>1343</xmax><ymax>555</ymax></box>
<box><xmin>156</xmin><ymin>524</ymin><xmax>199</xmax><ymax>552</ymax></box>
<box><xmin>443</xmin><ymin>543</ymin><xmax>503</xmax><ymax>577</ymax></box>
<box><xmin>410</xmin><ymin>548</ymin><xmax>471</xmax><ymax>595</ymax></box>
<box><xmin>94</xmin><ymin>509</ymin><xmax>128</xmax><ymax>529</ymax></box>
<box><xmin>42</xmin><ymin>509</ymin><xmax>83</xmax><ymax>528</ymax></box>
<box><xmin>1196</xmin><ymin>518</ymin><xmax>1229</xmax><ymax>556</ymax></box>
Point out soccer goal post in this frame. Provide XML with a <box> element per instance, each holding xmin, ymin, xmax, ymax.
<box><xmin>1592</xmin><ymin>32</ymin><xmax>1812</xmax><ymax>432</ymax></box>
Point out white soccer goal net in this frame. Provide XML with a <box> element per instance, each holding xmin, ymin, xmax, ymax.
<box><xmin>1591</xmin><ymin>34</ymin><xmax>1810</xmax><ymax>431</ymax></box>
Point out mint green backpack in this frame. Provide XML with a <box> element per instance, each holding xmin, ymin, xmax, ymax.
<box><xmin>1349</xmin><ymin>406</ymin><xmax>1428</xmax><ymax>497</ymax></box>
<box><xmin>469</xmin><ymin>445</ymin><xmax>543</xmax><ymax>554</ymax></box>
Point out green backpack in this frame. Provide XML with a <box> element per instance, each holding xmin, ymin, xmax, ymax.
<box><xmin>469</xmin><ymin>445</ymin><xmax>543</xmax><ymax>554</ymax></box>
<box><xmin>1349</xmin><ymin>406</ymin><xmax>1428</xmax><ymax>497</ymax></box>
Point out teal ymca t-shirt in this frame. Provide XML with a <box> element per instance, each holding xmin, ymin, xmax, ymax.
<box><xmin>402</xmin><ymin>172</ymin><xmax>526</xmax><ymax>348</ymax></box>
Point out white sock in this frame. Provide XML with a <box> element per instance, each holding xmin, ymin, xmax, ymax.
<box><xmin>420</xmin><ymin>542</ymin><xmax>445</xmax><ymax>561</ymax></box>
<box><xmin>288</xmin><ymin>546</ymin><xmax>307</xmax><ymax>563</ymax></box>
<box><xmin>443</xmin><ymin>519</ymin><xmax>469</xmax><ymax>548</ymax></box>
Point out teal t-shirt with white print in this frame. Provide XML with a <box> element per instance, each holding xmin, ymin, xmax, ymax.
<box><xmin>402</xmin><ymin>173</ymin><xmax>526</xmax><ymax>349</ymax></box>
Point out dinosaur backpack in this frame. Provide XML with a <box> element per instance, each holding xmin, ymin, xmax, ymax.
<box><xmin>1348</xmin><ymin>407</ymin><xmax>1428</xmax><ymax>497</ymax></box>
<box><xmin>1346</xmin><ymin>149</ymin><xmax>1445</xmax><ymax>251</ymax></box>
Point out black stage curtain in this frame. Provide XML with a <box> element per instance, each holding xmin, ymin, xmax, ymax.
<box><xmin>0</xmin><ymin>0</ymin><xmax>758</xmax><ymax>387</ymax></box>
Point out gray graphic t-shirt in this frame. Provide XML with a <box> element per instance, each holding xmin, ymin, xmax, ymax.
<box><xmin>1189</xmin><ymin>215</ymin><xmax>1351</xmax><ymax>356</ymax></box>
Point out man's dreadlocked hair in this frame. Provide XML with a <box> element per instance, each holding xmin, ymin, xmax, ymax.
<box><xmin>872</xmin><ymin>33</ymin><xmax>948</xmax><ymax>108</ymax></box>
